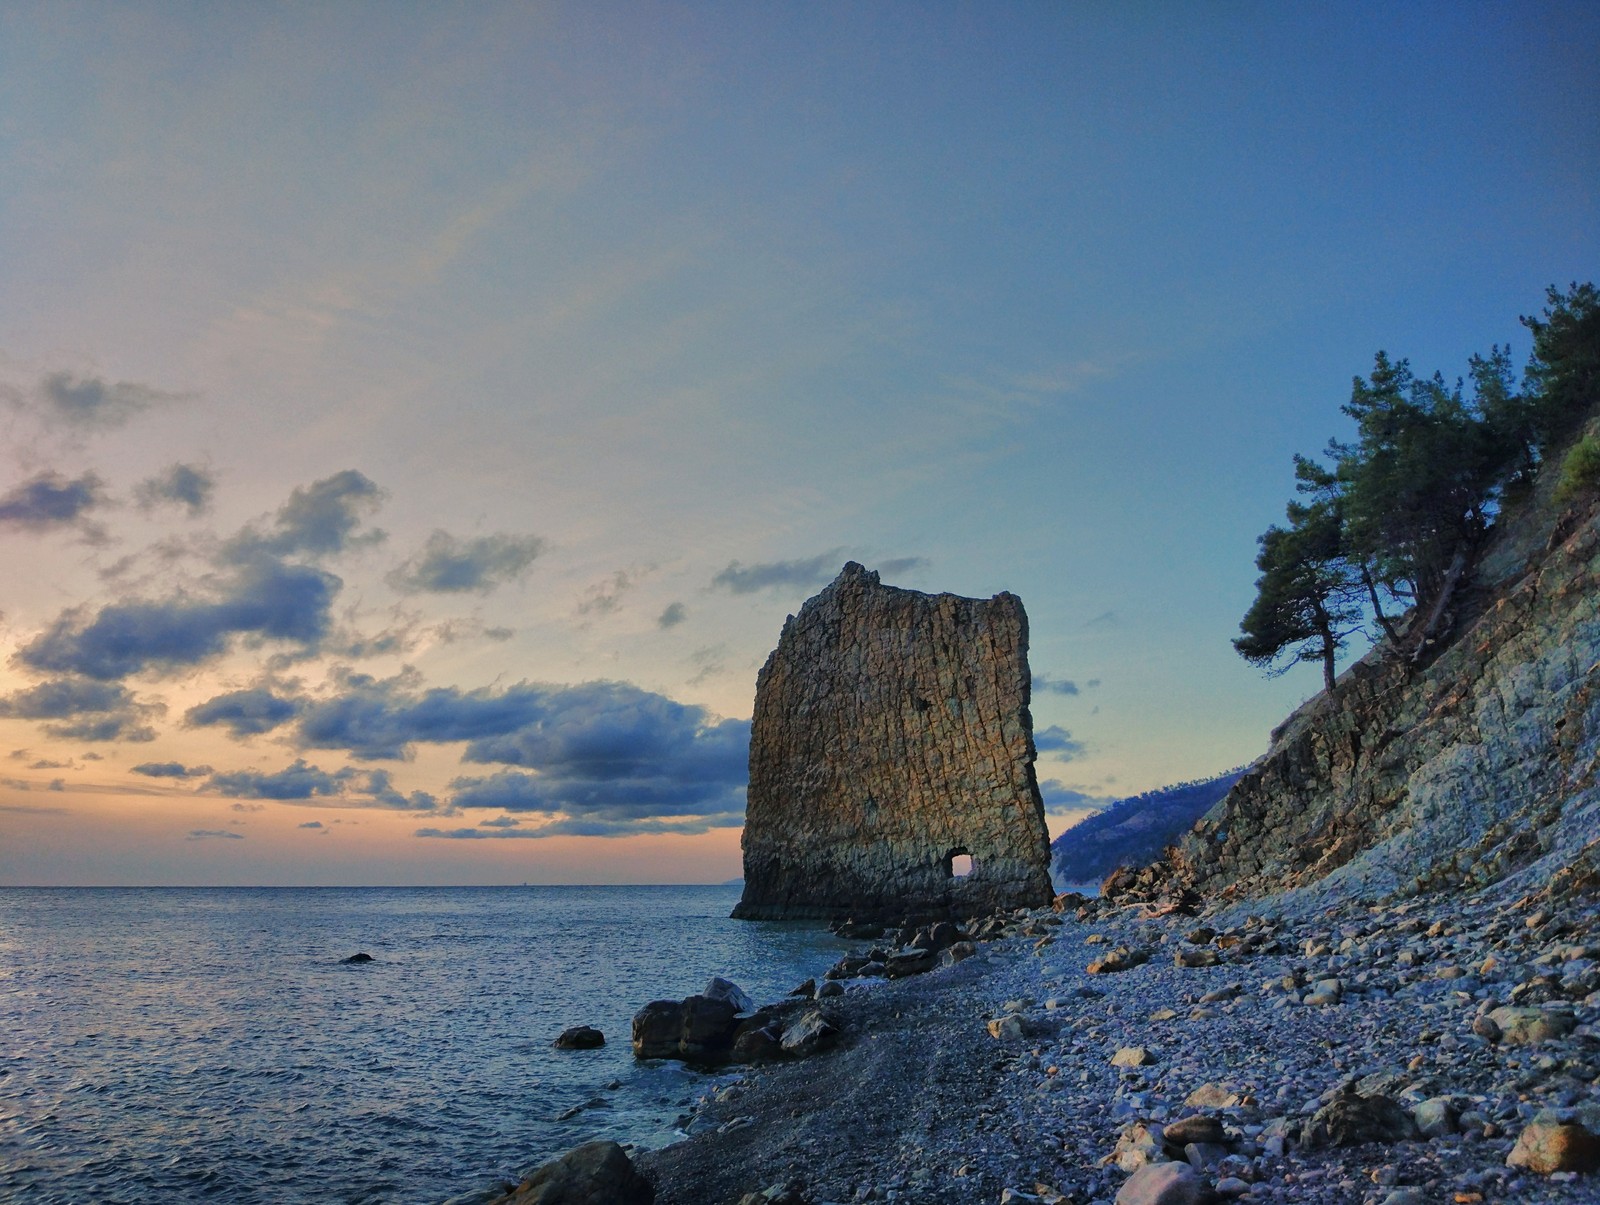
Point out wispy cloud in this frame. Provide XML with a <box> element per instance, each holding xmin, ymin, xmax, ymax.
<box><xmin>135</xmin><ymin>463</ymin><xmax>217</xmax><ymax>516</ymax></box>
<box><xmin>130</xmin><ymin>762</ymin><xmax>214</xmax><ymax>779</ymax></box>
<box><xmin>386</xmin><ymin>530</ymin><xmax>542</xmax><ymax>594</ymax></box>
<box><xmin>1034</xmin><ymin>724</ymin><xmax>1085</xmax><ymax>759</ymax></box>
<box><xmin>0</xmin><ymin>471</ymin><xmax>105</xmax><ymax>534</ymax></box>
<box><xmin>710</xmin><ymin>553</ymin><xmax>840</xmax><ymax>595</ymax></box>
<box><xmin>1033</xmin><ymin>675</ymin><xmax>1079</xmax><ymax>695</ymax></box>
<box><xmin>185</xmin><ymin>687</ymin><xmax>303</xmax><ymax>737</ymax></box>
<box><xmin>30</xmin><ymin>372</ymin><xmax>190</xmax><ymax>430</ymax></box>
<box><xmin>186</xmin><ymin>828</ymin><xmax>245</xmax><ymax>841</ymax></box>
<box><xmin>657</xmin><ymin>602</ymin><xmax>687</xmax><ymax>629</ymax></box>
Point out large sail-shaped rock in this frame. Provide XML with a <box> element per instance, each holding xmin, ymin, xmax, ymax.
<box><xmin>733</xmin><ymin>563</ymin><xmax>1053</xmax><ymax>921</ymax></box>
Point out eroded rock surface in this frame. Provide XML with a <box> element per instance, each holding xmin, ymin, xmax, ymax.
<box><xmin>733</xmin><ymin>563</ymin><xmax>1052</xmax><ymax>921</ymax></box>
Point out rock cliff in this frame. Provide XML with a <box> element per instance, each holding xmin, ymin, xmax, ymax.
<box><xmin>733</xmin><ymin>563</ymin><xmax>1052</xmax><ymax>921</ymax></box>
<box><xmin>1115</xmin><ymin>413</ymin><xmax>1600</xmax><ymax>915</ymax></box>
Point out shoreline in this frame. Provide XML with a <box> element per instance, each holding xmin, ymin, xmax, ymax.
<box><xmin>563</xmin><ymin>882</ymin><xmax>1600</xmax><ymax>1204</ymax></box>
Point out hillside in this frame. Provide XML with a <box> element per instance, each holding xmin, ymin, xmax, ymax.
<box><xmin>1111</xmin><ymin>406</ymin><xmax>1600</xmax><ymax>915</ymax></box>
<box><xmin>1049</xmin><ymin>769</ymin><xmax>1242</xmax><ymax>887</ymax></box>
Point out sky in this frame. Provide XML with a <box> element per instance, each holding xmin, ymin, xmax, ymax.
<box><xmin>0</xmin><ymin>2</ymin><xmax>1595</xmax><ymax>886</ymax></box>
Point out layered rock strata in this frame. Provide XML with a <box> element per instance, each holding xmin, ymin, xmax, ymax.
<box><xmin>733</xmin><ymin>562</ymin><xmax>1052</xmax><ymax>921</ymax></box>
<box><xmin>1114</xmin><ymin>412</ymin><xmax>1600</xmax><ymax>913</ymax></box>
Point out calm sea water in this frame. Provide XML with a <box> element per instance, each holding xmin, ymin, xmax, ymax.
<box><xmin>0</xmin><ymin>885</ymin><xmax>850</xmax><ymax>1205</ymax></box>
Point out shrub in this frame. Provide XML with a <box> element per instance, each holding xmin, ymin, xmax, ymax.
<box><xmin>1555</xmin><ymin>434</ymin><xmax>1600</xmax><ymax>504</ymax></box>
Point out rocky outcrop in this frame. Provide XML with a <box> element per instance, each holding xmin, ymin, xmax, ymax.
<box><xmin>733</xmin><ymin>563</ymin><xmax>1052</xmax><ymax>921</ymax></box>
<box><xmin>489</xmin><ymin>1140</ymin><xmax>653</xmax><ymax>1205</ymax></box>
<box><xmin>1114</xmin><ymin>412</ymin><xmax>1600</xmax><ymax>914</ymax></box>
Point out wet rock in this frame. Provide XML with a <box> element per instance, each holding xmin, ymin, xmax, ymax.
<box><xmin>704</xmin><ymin>977</ymin><xmax>755</xmax><ymax>1014</ymax></box>
<box><xmin>493</xmin><ymin>1139</ymin><xmax>653</xmax><ymax>1204</ymax></box>
<box><xmin>552</xmin><ymin>1025</ymin><xmax>605</xmax><ymax>1050</ymax></box>
<box><xmin>342</xmin><ymin>952</ymin><xmax>374</xmax><ymax>964</ymax></box>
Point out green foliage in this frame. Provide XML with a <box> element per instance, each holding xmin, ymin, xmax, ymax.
<box><xmin>1522</xmin><ymin>283</ymin><xmax>1600</xmax><ymax>452</ymax></box>
<box><xmin>1555</xmin><ymin>434</ymin><xmax>1600</xmax><ymax>505</ymax></box>
<box><xmin>1236</xmin><ymin>281</ymin><xmax>1599</xmax><ymax>694</ymax></box>
<box><xmin>1233</xmin><ymin>491</ymin><xmax>1359</xmax><ymax>694</ymax></box>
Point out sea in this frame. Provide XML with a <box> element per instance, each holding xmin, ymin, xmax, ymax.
<box><xmin>0</xmin><ymin>885</ymin><xmax>852</xmax><ymax>1205</ymax></box>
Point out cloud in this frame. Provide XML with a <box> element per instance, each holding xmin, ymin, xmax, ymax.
<box><xmin>289</xmin><ymin>670</ymin><xmax>749</xmax><ymax>823</ymax></box>
<box><xmin>1033</xmin><ymin>675</ymin><xmax>1079</xmax><ymax>695</ymax></box>
<box><xmin>876</xmin><ymin>557</ymin><xmax>929</xmax><ymax>578</ymax></box>
<box><xmin>298</xmin><ymin>820</ymin><xmax>324</xmax><ymax>829</ymax></box>
<box><xmin>1038</xmin><ymin>778</ymin><xmax>1113</xmax><ymax>814</ymax></box>
<box><xmin>185</xmin><ymin>687</ymin><xmax>303</xmax><ymax>736</ymax></box>
<box><xmin>480</xmin><ymin>814</ymin><xmax>521</xmax><ymax>827</ymax></box>
<box><xmin>577</xmin><ymin>570</ymin><xmax>635</xmax><ymax>616</ymax></box>
<box><xmin>0</xmin><ymin>802</ymin><xmax>70</xmax><ymax>814</ymax></box>
<box><xmin>208</xmin><ymin>759</ymin><xmax>347</xmax><ymax>801</ymax></box>
<box><xmin>0</xmin><ymin>676</ymin><xmax>162</xmax><ymax>742</ymax></box>
<box><xmin>0</xmin><ymin>471</ymin><xmax>105</xmax><ymax>532</ymax></box>
<box><xmin>186</xmin><ymin>829</ymin><xmax>245</xmax><ymax>841</ymax></box>
<box><xmin>386</xmin><ymin>530</ymin><xmax>543</xmax><ymax>594</ymax></box>
<box><xmin>130</xmin><ymin>762</ymin><xmax>213</xmax><ymax>779</ymax></box>
<box><xmin>1033</xmin><ymin>725</ymin><xmax>1085</xmax><ymax>758</ymax></box>
<box><xmin>33</xmin><ymin>372</ymin><xmax>186</xmax><ymax>429</ymax></box>
<box><xmin>28</xmin><ymin>759</ymin><xmax>73</xmax><ymax>770</ymax></box>
<box><xmin>1084</xmin><ymin>611</ymin><xmax>1118</xmax><ymax>629</ymax></box>
<box><xmin>16</xmin><ymin>558</ymin><xmax>340</xmax><ymax>681</ymax></box>
<box><xmin>658</xmin><ymin>602</ymin><xmax>687</xmax><ymax>629</ymax></box>
<box><xmin>135</xmin><ymin>464</ymin><xmax>216</xmax><ymax>516</ymax></box>
<box><xmin>710</xmin><ymin>554</ymin><xmax>840</xmax><ymax>595</ymax></box>
<box><xmin>224</xmin><ymin>470</ymin><xmax>385</xmax><ymax>563</ymax></box>
<box><xmin>417</xmin><ymin>813</ymin><xmax>743</xmax><ymax>840</ymax></box>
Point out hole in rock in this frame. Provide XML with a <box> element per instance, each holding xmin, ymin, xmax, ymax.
<box><xmin>948</xmin><ymin>851</ymin><xmax>973</xmax><ymax>879</ymax></box>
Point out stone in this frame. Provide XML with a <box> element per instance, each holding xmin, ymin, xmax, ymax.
<box><xmin>1412</xmin><ymin>1096</ymin><xmax>1457</xmax><ymax>1139</ymax></box>
<box><xmin>1088</xmin><ymin>946</ymin><xmax>1150</xmax><ymax>975</ymax></box>
<box><xmin>703</xmin><ymin>976</ymin><xmax>754</xmax><ymax>1013</ymax></box>
<box><xmin>940</xmin><ymin>940</ymin><xmax>978</xmax><ymax>966</ymax></box>
<box><xmin>1303</xmin><ymin>1086</ymin><xmax>1417</xmax><ymax>1148</ymax></box>
<box><xmin>815</xmin><ymin>979</ymin><xmax>844</xmax><ymax>998</ymax></box>
<box><xmin>1162</xmin><ymin>1115</ymin><xmax>1225</xmax><ymax>1148</ymax></box>
<box><xmin>342</xmin><ymin>952</ymin><xmax>374</xmax><ymax>964</ymax></box>
<box><xmin>1183</xmin><ymin>1083</ymin><xmax>1240</xmax><ymax>1109</ymax></box>
<box><xmin>1110</xmin><ymin>1046</ymin><xmax>1157</xmax><ymax>1068</ymax></box>
<box><xmin>631</xmin><ymin>1000</ymin><xmax>686</xmax><ymax>1060</ymax></box>
<box><xmin>779</xmin><ymin>1007</ymin><xmax>838</xmax><ymax>1057</ymax></box>
<box><xmin>1173</xmin><ymin>946</ymin><xmax>1220</xmax><ymax>968</ymax></box>
<box><xmin>1506</xmin><ymin>1121</ymin><xmax>1600</xmax><ymax>1174</ymax></box>
<box><xmin>987</xmin><ymin>1015</ymin><xmax>1027</xmax><ymax>1041</ymax></box>
<box><xmin>883</xmin><ymin>948</ymin><xmax>936</xmax><ymax>978</ymax></box>
<box><xmin>678</xmin><ymin>994</ymin><xmax>741</xmax><ymax>1061</ymax></box>
<box><xmin>552</xmin><ymin>1025</ymin><xmax>604</xmax><ymax>1050</ymax></box>
<box><xmin>1486</xmin><ymin>1005</ymin><xmax>1577</xmax><ymax>1045</ymax></box>
<box><xmin>1113</xmin><ymin>1161</ymin><xmax>1207</xmax><ymax>1205</ymax></box>
<box><xmin>494</xmin><ymin>1139</ymin><xmax>653</xmax><ymax>1204</ymax></box>
<box><xmin>733</xmin><ymin>563</ymin><xmax>1053</xmax><ymax>920</ymax></box>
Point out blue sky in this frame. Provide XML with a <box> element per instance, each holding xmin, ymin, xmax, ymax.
<box><xmin>0</xmin><ymin>2</ymin><xmax>1595</xmax><ymax>884</ymax></box>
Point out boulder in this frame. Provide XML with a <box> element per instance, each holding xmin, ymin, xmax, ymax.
<box><xmin>631</xmin><ymin>1000</ymin><xmax>686</xmax><ymax>1060</ymax></box>
<box><xmin>884</xmin><ymin>948</ymin><xmax>936</xmax><ymax>979</ymax></box>
<box><xmin>1506</xmin><ymin>1121</ymin><xmax>1600</xmax><ymax>1174</ymax></box>
<box><xmin>1302</xmin><ymin>1087</ymin><xmax>1417</xmax><ymax>1148</ymax></box>
<box><xmin>1162</xmin><ymin>1115</ymin><xmax>1225</xmax><ymax>1148</ymax></box>
<box><xmin>494</xmin><ymin>1140</ymin><xmax>653</xmax><ymax>1204</ymax></box>
<box><xmin>1114</xmin><ymin>1161</ymin><xmax>1207</xmax><ymax>1205</ymax></box>
<box><xmin>552</xmin><ymin>1025</ymin><xmax>604</xmax><ymax>1050</ymax></box>
<box><xmin>678</xmin><ymin>994</ymin><xmax>741</xmax><ymax>1061</ymax></box>
<box><xmin>342</xmin><ymin>952</ymin><xmax>374</xmax><ymax>964</ymax></box>
<box><xmin>1486</xmin><ymin>1005</ymin><xmax>1577</xmax><ymax>1045</ymax></box>
<box><xmin>704</xmin><ymin>976</ymin><xmax>754</xmax><ymax>1014</ymax></box>
<box><xmin>779</xmin><ymin>1007</ymin><xmax>838</xmax><ymax>1057</ymax></box>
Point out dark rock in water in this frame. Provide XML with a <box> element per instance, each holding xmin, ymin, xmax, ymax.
<box><xmin>342</xmin><ymin>952</ymin><xmax>374</xmax><ymax>964</ymax></box>
<box><xmin>734</xmin><ymin>562</ymin><xmax>1053</xmax><ymax>921</ymax></box>
<box><xmin>490</xmin><ymin>1139</ymin><xmax>653</xmax><ymax>1204</ymax></box>
<box><xmin>632</xmin><ymin>989</ymin><xmax>837</xmax><ymax>1067</ymax></box>
<box><xmin>678</xmin><ymin>994</ymin><xmax>741</xmax><ymax>1061</ymax></box>
<box><xmin>632</xmin><ymin>999</ymin><xmax>689</xmax><ymax>1061</ymax></box>
<box><xmin>552</xmin><ymin>1025</ymin><xmax>605</xmax><ymax>1050</ymax></box>
<box><xmin>703</xmin><ymin>975</ymin><xmax>754</xmax><ymax>1013</ymax></box>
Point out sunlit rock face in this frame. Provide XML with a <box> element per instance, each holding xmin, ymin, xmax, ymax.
<box><xmin>733</xmin><ymin>563</ymin><xmax>1053</xmax><ymax>921</ymax></box>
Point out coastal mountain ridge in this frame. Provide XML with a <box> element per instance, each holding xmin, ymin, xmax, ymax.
<box><xmin>1048</xmin><ymin>769</ymin><xmax>1243</xmax><ymax>889</ymax></box>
